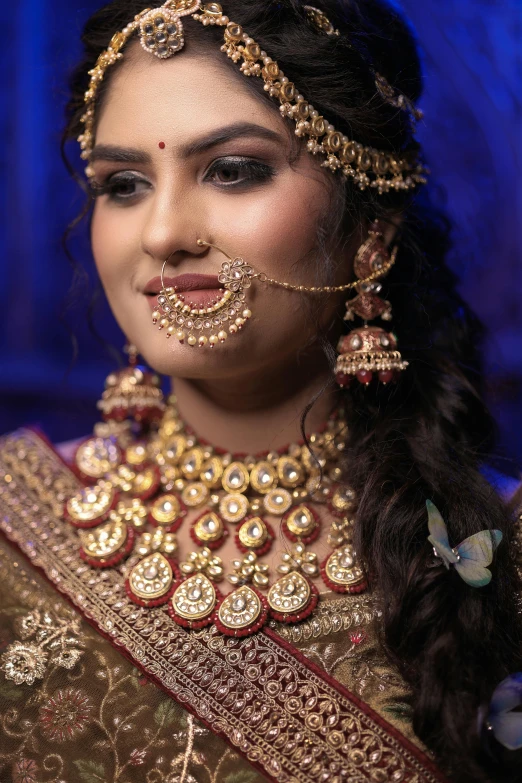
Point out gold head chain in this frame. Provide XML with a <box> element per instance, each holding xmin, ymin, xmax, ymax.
<box><xmin>78</xmin><ymin>0</ymin><xmax>427</xmax><ymax>194</ymax></box>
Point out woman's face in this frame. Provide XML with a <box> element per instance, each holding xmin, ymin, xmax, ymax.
<box><xmin>90</xmin><ymin>43</ymin><xmax>352</xmax><ymax>381</ymax></box>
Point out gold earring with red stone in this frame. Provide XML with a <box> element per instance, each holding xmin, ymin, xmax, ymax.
<box><xmin>335</xmin><ymin>224</ymin><xmax>408</xmax><ymax>387</ymax></box>
<box><xmin>96</xmin><ymin>343</ymin><xmax>166</xmax><ymax>424</ymax></box>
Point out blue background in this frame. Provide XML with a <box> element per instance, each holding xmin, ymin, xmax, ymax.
<box><xmin>0</xmin><ymin>0</ymin><xmax>520</xmax><ymax>472</ymax></box>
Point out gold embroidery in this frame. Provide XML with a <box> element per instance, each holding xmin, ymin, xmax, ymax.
<box><xmin>0</xmin><ymin>430</ymin><xmax>445</xmax><ymax>783</ymax></box>
<box><xmin>0</xmin><ymin>609</ymin><xmax>84</xmax><ymax>686</ymax></box>
<box><xmin>270</xmin><ymin>592</ymin><xmax>381</xmax><ymax>642</ymax></box>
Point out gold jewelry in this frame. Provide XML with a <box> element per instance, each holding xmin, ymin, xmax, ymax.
<box><xmin>97</xmin><ymin>343</ymin><xmax>165</xmax><ymax>423</ymax></box>
<box><xmin>335</xmin><ymin>225</ymin><xmax>409</xmax><ymax>387</ymax></box>
<box><xmin>78</xmin><ymin>1</ymin><xmax>427</xmax><ymax>193</ymax></box>
<box><xmin>152</xmin><ymin>237</ymin><xmax>397</xmax><ymax>347</ymax></box>
<box><xmin>65</xmin><ymin>395</ymin><xmax>366</xmax><ymax>636</ymax></box>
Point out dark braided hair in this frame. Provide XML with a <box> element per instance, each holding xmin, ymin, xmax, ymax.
<box><xmin>62</xmin><ymin>2</ymin><xmax>522</xmax><ymax>780</ymax></box>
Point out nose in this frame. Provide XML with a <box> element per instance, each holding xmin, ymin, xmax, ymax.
<box><xmin>140</xmin><ymin>188</ymin><xmax>206</xmax><ymax>266</ymax></box>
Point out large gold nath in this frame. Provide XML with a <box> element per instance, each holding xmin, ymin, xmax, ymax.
<box><xmin>78</xmin><ymin>1</ymin><xmax>427</xmax><ymax>193</ymax></box>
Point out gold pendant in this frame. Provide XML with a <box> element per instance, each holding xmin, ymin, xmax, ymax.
<box><xmin>65</xmin><ymin>484</ymin><xmax>115</xmax><ymax>528</ymax></box>
<box><xmin>321</xmin><ymin>545</ymin><xmax>367</xmax><ymax>594</ymax></box>
<box><xmin>222</xmin><ymin>462</ymin><xmax>250</xmax><ymax>494</ymax></box>
<box><xmin>78</xmin><ymin>517</ymin><xmax>134</xmax><ymax>568</ymax></box>
<box><xmin>126</xmin><ymin>553</ymin><xmax>176</xmax><ymax>606</ymax></box>
<box><xmin>169</xmin><ymin>574</ymin><xmax>219</xmax><ymax>629</ymax></box>
<box><xmin>191</xmin><ymin>511</ymin><xmax>227</xmax><ymax>549</ymax></box>
<box><xmin>249</xmin><ymin>461</ymin><xmax>277</xmax><ymax>493</ymax></box>
<box><xmin>236</xmin><ymin>516</ymin><xmax>274</xmax><ymax>556</ymax></box>
<box><xmin>215</xmin><ymin>586</ymin><xmax>267</xmax><ymax>636</ymax></box>
<box><xmin>282</xmin><ymin>504</ymin><xmax>320</xmax><ymax>544</ymax></box>
<box><xmin>267</xmin><ymin>571</ymin><xmax>318</xmax><ymax>623</ymax></box>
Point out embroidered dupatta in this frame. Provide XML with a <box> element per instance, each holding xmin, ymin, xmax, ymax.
<box><xmin>0</xmin><ymin>428</ymin><xmax>449</xmax><ymax>783</ymax></box>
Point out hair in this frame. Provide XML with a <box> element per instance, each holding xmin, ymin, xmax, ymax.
<box><xmin>62</xmin><ymin>1</ymin><xmax>522</xmax><ymax>780</ymax></box>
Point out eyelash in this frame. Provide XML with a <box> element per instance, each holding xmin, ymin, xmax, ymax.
<box><xmin>90</xmin><ymin>158</ymin><xmax>275</xmax><ymax>203</ymax></box>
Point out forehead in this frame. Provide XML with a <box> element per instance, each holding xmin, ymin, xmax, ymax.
<box><xmin>95</xmin><ymin>42</ymin><xmax>286</xmax><ymax>145</ymax></box>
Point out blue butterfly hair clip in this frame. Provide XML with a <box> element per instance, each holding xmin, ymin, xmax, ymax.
<box><xmin>426</xmin><ymin>500</ymin><xmax>502</xmax><ymax>587</ymax></box>
<box><xmin>484</xmin><ymin>673</ymin><xmax>522</xmax><ymax>751</ymax></box>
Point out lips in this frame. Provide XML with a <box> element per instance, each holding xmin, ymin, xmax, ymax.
<box><xmin>144</xmin><ymin>273</ymin><xmax>225</xmax><ymax>311</ymax></box>
<box><xmin>144</xmin><ymin>274</ymin><xmax>223</xmax><ymax>295</ymax></box>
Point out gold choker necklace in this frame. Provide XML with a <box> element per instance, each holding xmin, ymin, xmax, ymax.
<box><xmin>65</xmin><ymin>396</ymin><xmax>366</xmax><ymax>636</ymax></box>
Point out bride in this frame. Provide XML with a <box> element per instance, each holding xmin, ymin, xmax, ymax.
<box><xmin>1</xmin><ymin>2</ymin><xmax>521</xmax><ymax>782</ymax></box>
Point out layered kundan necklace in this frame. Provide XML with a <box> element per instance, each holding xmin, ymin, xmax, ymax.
<box><xmin>65</xmin><ymin>368</ymin><xmax>366</xmax><ymax>637</ymax></box>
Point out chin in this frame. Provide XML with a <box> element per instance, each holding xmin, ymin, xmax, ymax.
<box><xmin>135</xmin><ymin>330</ymin><xmax>253</xmax><ymax>380</ymax></box>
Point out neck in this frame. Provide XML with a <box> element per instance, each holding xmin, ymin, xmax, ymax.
<box><xmin>171</xmin><ymin>356</ymin><xmax>340</xmax><ymax>454</ymax></box>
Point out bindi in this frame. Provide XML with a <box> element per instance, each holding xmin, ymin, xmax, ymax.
<box><xmin>158</xmin><ymin>141</ymin><xmax>166</xmax><ymax>149</ymax></box>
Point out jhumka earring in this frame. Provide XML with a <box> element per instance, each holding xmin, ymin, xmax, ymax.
<box><xmin>97</xmin><ymin>343</ymin><xmax>166</xmax><ymax>424</ymax></box>
<box><xmin>335</xmin><ymin>225</ymin><xmax>408</xmax><ymax>387</ymax></box>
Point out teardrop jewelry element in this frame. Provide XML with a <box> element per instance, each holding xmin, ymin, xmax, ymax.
<box><xmin>148</xmin><ymin>493</ymin><xmax>186</xmax><ymax>532</ymax></box>
<box><xmin>125</xmin><ymin>553</ymin><xmax>180</xmax><ymax>607</ymax></box>
<box><xmin>235</xmin><ymin>516</ymin><xmax>275</xmax><ymax>556</ymax></box>
<box><xmin>249</xmin><ymin>460</ymin><xmax>278</xmax><ymax>494</ymax></box>
<box><xmin>190</xmin><ymin>511</ymin><xmax>228</xmax><ymax>550</ymax></box>
<box><xmin>222</xmin><ymin>461</ymin><xmax>250</xmax><ymax>494</ymax></box>
<box><xmin>78</xmin><ymin>518</ymin><xmax>135</xmax><ymax>568</ymax></box>
<box><xmin>214</xmin><ymin>585</ymin><xmax>268</xmax><ymax>637</ymax></box>
<box><xmin>267</xmin><ymin>571</ymin><xmax>319</xmax><ymax>623</ymax></box>
<box><xmin>65</xmin><ymin>483</ymin><xmax>117</xmax><ymax>529</ymax></box>
<box><xmin>169</xmin><ymin>574</ymin><xmax>221</xmax><ymax>629</ymax></box>
<box><xmin>320</xmin><ymin>545</ymin><xmax>367</xmax><ymax>594</ymax></box>
<box><xmin>282</xmin><ymin>504</ymin><xmax>320</xmax><ymax>545</ymax></box>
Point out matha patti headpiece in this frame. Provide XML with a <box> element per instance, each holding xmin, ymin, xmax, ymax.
<box><xmin>78</xmin><ymin>0</ymin><xmax>427</xmax><ymax>194</ymax></box>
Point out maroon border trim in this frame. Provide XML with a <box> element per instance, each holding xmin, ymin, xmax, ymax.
<box><xmin>264</xmin><ymin>626</ymin><xmax>448</xmax><ymax>781</ymax></box>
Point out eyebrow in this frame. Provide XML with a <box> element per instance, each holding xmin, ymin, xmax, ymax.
<box><xmin>90</xmin><ymin>121</ymin><xmax>283</xmax><ymax>164</ymax></box>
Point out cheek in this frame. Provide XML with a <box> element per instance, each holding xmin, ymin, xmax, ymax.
<box><xmin>91</xmin><ymin>203</ymin><xmax>141</xmax><ymax>297</ymax></box>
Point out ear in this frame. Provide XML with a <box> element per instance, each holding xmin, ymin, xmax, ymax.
<box><xmin>377</xmin><ymin>213</ymin><xmax>403</xmax><ymax>247</ymax></box>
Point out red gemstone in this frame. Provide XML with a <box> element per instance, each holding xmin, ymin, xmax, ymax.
<box><xmin>350</xmin><ymin>630</ymin><xmax>366</xmax><ymax>645</ymax></box>
<box><xmin>378</xmin><ymin>370</ymin><xmax>394</xmax><ymax>384</ymax></box>
<box><xmin>356</xmin><ymin>370</ymin><xmax>373</xmax><ymax>385</ymax></box>
<box><xmin>335</xmin><ymin>372</ymin><xmax>352</xmax><ymax>388</ymax></box>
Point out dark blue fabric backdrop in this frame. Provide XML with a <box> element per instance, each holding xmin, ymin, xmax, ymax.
<box><xmin>0</xmin><ymin>1</ymin><xmax>520</xmax><ymax>471</ymax></box>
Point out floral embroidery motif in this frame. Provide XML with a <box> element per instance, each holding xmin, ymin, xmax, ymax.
<box><xmin>1</xmin><ymin>641</ymin><xmax>48</xmax><ymax>685</ymax></box>
<box><xmin>0</xmin><ymin>609</ymin><xmax>84</xmax><ymax>686</ymax></box>
<box><xmin>39</xmin><ymin>687</ymin><xmax>93</xmax><ymax>742</ymax></box>
<box><xmin>12</xmin><ymin>758</ymin><xmax>38</xmax><ymax>783</ymax></box>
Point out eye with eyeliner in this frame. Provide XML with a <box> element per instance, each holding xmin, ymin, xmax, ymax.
<box><xmin>89</xmin><ymin>156</ymin><xmax>276</xmax><ymax>203</ymax></box>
